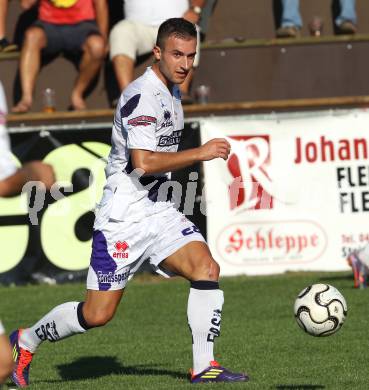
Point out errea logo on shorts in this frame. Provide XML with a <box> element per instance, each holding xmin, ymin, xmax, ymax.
<box><xmin>113</xmin><ymin>241</ymin><xmax>129</xmax><ymax>259</ymax></box>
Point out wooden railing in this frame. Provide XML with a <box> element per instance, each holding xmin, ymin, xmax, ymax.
<box><xmin>6</xmin><ymin>95</ymin><xmax>369</xmax><ymax>127</ymax></box>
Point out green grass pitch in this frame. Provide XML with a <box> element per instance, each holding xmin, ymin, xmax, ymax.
<box><xmin>1</xmin><ymin>271</ymin><xmax>367</xmax><ymax>389</ymax></box>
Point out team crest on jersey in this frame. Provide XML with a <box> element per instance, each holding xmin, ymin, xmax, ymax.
<box><xmin>158</xmin><ymin>110</ymin><xmax>174</xmax><ymax>129</ymax></box>
<box><xmin>113</xmin><ymin>241</ymin><xmax>129</xmax><ymax>259</ymax></box>
<box><xmin>158</xmin><ymin>130</ymin><xmax>182</xmax><ymax>147</ymax></box>
<box><xmin>128</xmin><ymin>115</ymin><xmax>156</xmax><ymax>127</ymax></box>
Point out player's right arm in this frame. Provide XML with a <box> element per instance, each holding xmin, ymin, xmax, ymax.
<box><xmin>122</xmin><ymin>89</ymin><xmax>230</xmax><ymax>175</ymax></box>
<box><xmin>131</xmin><ymin>138</ymin><xmax>231</xmax><ymax>175</ymax></box>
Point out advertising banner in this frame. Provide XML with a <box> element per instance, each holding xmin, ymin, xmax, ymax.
<box><xmin>0</xmin><ymin>128</ymin><xmax>111</xmax><ymax>284</ymax></box>
<box><xmin>0</xmin><ymin>123</ymin><xmax>202</xmax><ymax>284</ymax></box>
<box><xmin>201</xmin><ymin>110</ymin><xmax>369</xmax><ymax>276</ymax></box>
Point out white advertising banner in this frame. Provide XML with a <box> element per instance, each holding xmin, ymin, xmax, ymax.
<box><xmin>200</xmin><ymin>109</ymin><xmax>369</xmax><ymax>276</ymax></box>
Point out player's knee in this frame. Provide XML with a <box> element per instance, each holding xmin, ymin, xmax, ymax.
<box><xmin>193</xmin><ymin>257</ymin><xmax>220</xmax><ymax>281</ymax></box>
<box><xmin>208</xmin><ymin>259</ymin><xmax>220</xmax><ymax>280</ymax></box>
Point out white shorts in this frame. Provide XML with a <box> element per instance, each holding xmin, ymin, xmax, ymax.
<box><xmin>86</xmin><ymin>206</ymin><xmax>205</xmax><ymax>291</ymax></box>
<box><xmin>109</xmin><ymin>19</ymin><xmax>200</xmax><ymax>66</ymax></box>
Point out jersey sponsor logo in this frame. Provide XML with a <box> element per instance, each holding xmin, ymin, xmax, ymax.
<box><xmin>158</xmin><ymin>110</ymin><xmax>174</xmax><ymax>130</ymax></box>
<box><xmin>128</xmin><ymin>115</ymin><xmax>156</xmax><ymax>127</ymax></box>
<box><xmin>113</xmin><ymin>240</ymin><xmax>129</xmax><ymax>258</ymax></box>
<box><xmin>158</xmin><ymin>130</ymin><xmax>182</xmax><ymax>147</ymax></box>
<box><xmin>97</xmin><ymin>270</ymin><xmax>130</xmax><ymax>284</ymax></box>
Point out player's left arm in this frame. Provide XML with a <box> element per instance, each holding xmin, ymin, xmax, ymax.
<box><xmin>131</xmin><ymin>137</ymin><xmax>231</xmax><ymax>175</ymax></box>
<box><xmin>93</xmin><ymin>0</ymin><xmax>109</xmax><ymax>43</ymax></box>
<box><xmin>183</xmin><ymin>0</ymin><xmax>207</xmax><ymax>24</ymax></box>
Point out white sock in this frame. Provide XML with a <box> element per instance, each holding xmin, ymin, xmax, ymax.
<box><xmin>187</xmin><ymin>281</ymin><xmax>224</xmax><ymax>375</ymax></box>
<box><xmin>19</xmin><ymin>302</ymin><xmax>87</xmax><ymax>353</ymax></box>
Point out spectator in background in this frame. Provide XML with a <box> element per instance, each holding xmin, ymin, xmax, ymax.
<box><xmin>0</xmin><ymin>320</ymin><xmax>13</xmax><ymax>385</ymax></box>
<box><xmin>276</xmin><ymin>0</ymin><xmax>357</xmax><ymax>38</ymax></box>
<box><xmin>0</xmin><ymin>0</ymin><xmax>17</xmax><ymax>52</ymax></box>
<box><xmin>109</xmin><ymin>0</ymin><xmax>206</xmax><ymax>104</ymax></box>
<box><xmin>12</xmin><ymin>0</ymin><xmax>108</xmax><ymax>113</ymax></box>
<box><xmin>198</xmin><ymin>0</ymin><xmax>217</xmax><ymax>41</ymax></box>
<box><xmin>0</xmin><ymin>81</ymin><xmax>55</xmax><ymax>196</ymax></box>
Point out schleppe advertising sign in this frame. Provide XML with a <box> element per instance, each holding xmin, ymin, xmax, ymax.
<box><xmin>201</xmin><ymin>110</ymin><xmax>369</xmax><ymax>276</ymax></box>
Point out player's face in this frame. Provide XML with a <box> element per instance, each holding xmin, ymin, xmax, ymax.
<box><xmin>154</xmin><ymin>35</ymin><xmax>197</xmax><ymax>85</ymax></box>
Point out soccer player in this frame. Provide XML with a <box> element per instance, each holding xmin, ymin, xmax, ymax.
<box><xmin>9</xmin><ymin>18</ymin><xmax>249</xmax><ymax>386</ymax></box>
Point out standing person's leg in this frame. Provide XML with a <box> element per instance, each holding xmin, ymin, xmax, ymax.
<box><xmin>161</xmin><ymin>241</ymin><xmax>248</xmax><ymax>382</ymax></box>
<box><xmin>198</xmin><ymin>0</ymin><xmax>217</xmax><ymax>40</ymax></box>
<box><xmin>11</xmin><ymin>26</ymin><xmax>47</xmax><ymax>113</ymax></box>
<box><xmin>0</xmin><ymin>0</ymin><xmax>7</xmax><ymax>39</ymax></box>
<box><xmin>10</xmin><ymin>290</ymin><xmax>123</xmax><ymax>387</ymax></box>
<box><xmin>336</xmin><ymin>0</ymin><xmax>357</xmax><ymax>33</ymax></box>
<box><xmin>70</xmin><ymin>30</ymin><xmax>106</xmax><ymax>110</ymax></box>
<box><xmin>0</xmin><ymin>0</ymin><xmax>17</xmax><ymax>52</ymax></box>
<box><xmin>276</xmin><ymin>0</ymin><xmax>302</xmax><ymax>38</ymax></box>
<box><xmin>110</xmin><ymin>20</ymin><xmax>156</xmax><ymax>93</ymax></box>
<box><xmin>111</xmin><ymin>54</ymin><xmax>135</xmax><ymax>93</ymax></box>
<box><xmin>281</xmin><ymin>0</ymin><xmax>302</xmax><ymax>27</ymax></box>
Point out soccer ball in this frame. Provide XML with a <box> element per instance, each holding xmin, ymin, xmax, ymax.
<box><xmin>294</xmin><ymin>284</ymin><xmax>347</xmax><ymax>337</ymax></box>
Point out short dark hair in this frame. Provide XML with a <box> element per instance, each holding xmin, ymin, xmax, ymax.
<box><xmin>156</xmin><ymin>18</ymin><xmax>197</xmax><ymax>49</ymax></box>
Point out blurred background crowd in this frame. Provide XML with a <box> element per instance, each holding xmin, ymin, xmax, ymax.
<box><xmin>0</xmin><ymin>0</ymin><xmax>361</xmax><ymax>113</ymax></box>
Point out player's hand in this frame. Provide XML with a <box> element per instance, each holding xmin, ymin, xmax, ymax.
<box><xmin>183</xmin><ymin>9</ymin><xmax>200</xmax><ymax>24</ymax></box>
<box><xmin>198</xmin><ymin>138</ymin><xmax>231</xmax><ymax>161</ymax></box>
